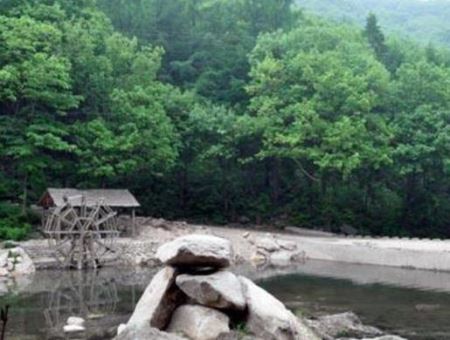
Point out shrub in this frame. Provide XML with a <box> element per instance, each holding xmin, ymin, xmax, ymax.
<box><xmin>0</xmin><ymin>203</ymin><xmax>32</xmax><ymax>241</ymax></box>
<box><xmin>0</xmin><ymin>217</ymin><xmax>31</xmax><ymax>241</ymax></box>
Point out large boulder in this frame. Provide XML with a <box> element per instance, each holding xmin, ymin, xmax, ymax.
<box><xmin>156</xmin><ymin>235</ymin><xmax>233</xmax><ymax>268</ymax></box>
<box><xmin>176</xmin><ymin>271</ymin><xmax>245</xmax><ymax>310</ymax></box>
<box><xmin>239</xmin><ymin>276</ymin><xmax>319</xmax><ymax>340</ymax></box>
<box><xmin>116</xmin><ymin>320</ymin><xmax>187</xmax><ymax>340</ymax></box>
<box><xmin>126</xmin><ymin>266</ymin><xmax>184</xmax><ymax>330</ymax></box>
<box><xmin>307</xmin><ymin>312</ymin><xmax>383</xmax><ymax>340</ymax></box>
<box><xmin>167</xmin><ymin>304</ymin><xmax>230</xmax><ymax>340</ymax></box>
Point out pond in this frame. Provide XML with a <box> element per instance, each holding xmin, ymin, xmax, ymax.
<box><xmin>2</xmin><ymin>260</ymin><xmax>450</xmax><ymax>339</ymax></box>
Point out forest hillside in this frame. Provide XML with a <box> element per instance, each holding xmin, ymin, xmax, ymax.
<box><xmin>1</xmin><ymin>0</ymin><xmax>450</xmax><ymax>240</ymax></box>
<box><xmin>297</xmin><ymin>0</ymin><xmax>450</xmax><ymax>47</ymax></box>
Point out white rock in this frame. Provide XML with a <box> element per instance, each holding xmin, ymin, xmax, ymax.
<box><xmin>269</xmin><ymin>251</ymin><xmax>294</xmax><ymax>267</ymax></box>
<box><xmin>239</xmin><ymin>276</ymin><xmax>319</xmax><ymax>340</ymax></box>
<box><xmin>176</xmin><ymin>271</ymin><xmax>245</xmax><ymax>310</ymax></box>
<box><xmin>256</xmin><ymin>237</ymin><xmax>280</xmax><ymax>252</ymax></box>
<box><xmin>63</xmin><ymin>324</ymin><xmax>85</xmax><ymax>333</ymax></box>
<box><xmin>156</xmin><ymin>235</ymin><xmax>233</xmax><ymax>268</ymax></box>
<box><xmin>277</xmin><ymin>240</ymin><xmax>297</xmax><ymax>251</ymax></box>
<box><xmin>117</xmin><ymin>323</ymin><xmax>126</xmax><ymax>335</ymax></box>
<box><xmin>127</xmin><ymin>266</ymin><xmax>184</xmax><ymax>329</ymax></box>
<box><xmin>167</xmin><ymin>304</ymin><xmax>230</xmax><ymax>340</ymax></box>
<box><xmin>0</xmin><ymin>268</ymin><xmax>9</xmax><ymax>277</ymax></box>
<box><xmin>67</xmin><ymin>316</ymin><xmax>85</xmax><ymax>327</ymax></box>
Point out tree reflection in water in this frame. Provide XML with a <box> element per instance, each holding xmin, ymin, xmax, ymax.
<box><xmin>43</xmin><ymin>270</ymin><xmax>119</xmax><ymax>338</ymax></box>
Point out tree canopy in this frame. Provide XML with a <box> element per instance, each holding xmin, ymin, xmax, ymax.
<box><xmin>1</xmin><ymin>0</ymin><xmax>450</xmax><ymax>239</ymax></box>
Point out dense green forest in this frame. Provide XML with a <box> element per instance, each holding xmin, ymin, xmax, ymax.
<box><xmin>298</xmin><ymin>0</ymin><xmax>450</xmax><ymax>47</ymax></box>
<box><xmin>1</xmin><ymin>0</ymin><xmax>450</xmax><ymax>240</ymax></box>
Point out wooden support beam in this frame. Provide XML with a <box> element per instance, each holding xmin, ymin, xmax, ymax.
<box><xmin>132</xmin><ymin>208</ymin><xmax>136</xmax><ymax>237</ymax></box>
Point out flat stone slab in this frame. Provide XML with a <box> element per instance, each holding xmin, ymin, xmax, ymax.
<box><xmin>156</xmin><ymin>235</ymin><xmax>233</xmax><ymax>268</ymax></box>
<box><xmin>127</xmin><ymin>266</ymin><xmax>184</xmax><ymax>329</ymax></box>
<box><xmin>167</xmin><ymin>304</ymin><xmax>230</xmax><ymax>340</ymax></box>
<box><xmin>176</xmin><ymin>271</ymin><xmax>245</xmax><ymax>310</ymax></box>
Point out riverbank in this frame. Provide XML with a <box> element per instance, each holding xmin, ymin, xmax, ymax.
<box><xmin>17</xmin><ymin>218</ymin><xmax>450</xmax><ymax>272</ymax></box>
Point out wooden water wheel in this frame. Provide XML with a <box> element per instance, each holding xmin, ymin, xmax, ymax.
<box><xmin>44</xmin><ymin>195</ymin><xmax>120</xmax><ymax>269</ymax></box>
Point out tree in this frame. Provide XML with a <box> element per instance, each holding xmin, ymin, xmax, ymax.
<box><xmin>364</xmin><ymin>13</ymin><xmax>388</xmax><ymax>65</ymax></box>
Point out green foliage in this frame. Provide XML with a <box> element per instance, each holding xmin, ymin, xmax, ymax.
<box><xmin>0</xmin><ymin>204</ymin><xmax>31</xmax><ymax>241</ymax></box>
<box><xmin>298</xmin><ymin>0</ymin><xmax>450</xmax><ymax>48</ymax></box>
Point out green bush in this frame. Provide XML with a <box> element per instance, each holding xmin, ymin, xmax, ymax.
<box><xmin>0</xmin><ymin>203</ymin><xmax>32</xmax><ymax>241</ymax></box>
<box><xmin>0</xmin><ymin>217</ymin><xmax>31</xmax><ymax>241</ymax></box>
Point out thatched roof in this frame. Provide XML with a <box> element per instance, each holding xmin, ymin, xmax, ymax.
<box><xmin>38</xmin><ymin>188</ymin><xmax>140</xmax><ymax>208</ymax></box>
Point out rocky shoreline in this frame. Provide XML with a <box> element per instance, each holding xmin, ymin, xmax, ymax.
<box><xmin>15</xmin><ymin>217</ymin><xmax>450</xmax><ymax>273</ymax></box>
<box><xmin>3</xmin><ymin>218</ymin><xmax>447</xmax><ymax>339</ymax></box>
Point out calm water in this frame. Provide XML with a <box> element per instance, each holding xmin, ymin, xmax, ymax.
<box><xmin>2</xmin><ymin>261</ymin><xmax>450</xmax><ymax>339</ymax></box>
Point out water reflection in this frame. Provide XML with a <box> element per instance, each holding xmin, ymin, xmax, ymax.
<box><xmin>43</xmin><ymin>271</ymin><xmax>119</xmax><ymax>338</ymax></box>
<box><xmin>245</xmin><ymin>260</ymin><xmax>450</xmax><ymax>293</ymax></box>
<box><xmin>2</xmin><ymin>268</ymin><xmax>155</xmax><ymax>340</ymax></box>
<box><xmin>2</xmin><ymin>261</ymin><xmax>450</xmax><ymax>339</ymax></box>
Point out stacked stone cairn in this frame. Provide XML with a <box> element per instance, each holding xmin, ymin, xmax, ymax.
<box><xmin>117</xmin><ymin>234</ymin><xmax>319</xmax><ymax>340</ymax></box>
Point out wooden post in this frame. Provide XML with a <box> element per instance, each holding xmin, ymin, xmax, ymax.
<box><xmin>132</xmin><ymin>208</ymin><xmax>136</xmax><ymax>237</ymax></box>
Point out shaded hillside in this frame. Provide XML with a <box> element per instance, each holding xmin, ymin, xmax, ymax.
<box><xmin>297</xmin><ymin>0</ymin><xmax>450</xmax><ymax>46</ymax></box>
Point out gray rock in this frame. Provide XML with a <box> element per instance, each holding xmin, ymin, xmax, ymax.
<box><xmin>176</xmin><ymin>271</ymin><xmax>245</xmax><ymax>310</ymax></box>
<box><xmin>276</xmin><ymin>240</ymin><xmax>297</xmax><ymax>251</ymax></box>
<box><xmin>256</xmin><ymin>237</ymin><xmax>280</xmax><ymax>252</ymax></box>
<box><xmin>307</xmin><ymin>312</ymin><xmax>383</xmax><ymax>340</ymax></box>
<box><xmin>167</xmin><ymin>304</ymin><xmax>230</xmax><ymax>340</ymax></box>
<box><xmin>116</xmin><ymin>321</ymin><xmax>187</xmax><ymax>340</ymax></box>
<box><xmin>269</xmin><ymin>251</ymin><xmax>294</xmax><ymax>267</ymax></box>
<box><xmin>127</xmin><ymin>266</ymin><xmax>184</xmax><ymax>329</ymax></box>
<box><xmin>156</xmin><ymin>235</ymin><xmax>233</xmax><ymax>268</ymax></box>
<box><xmin>239</xmin><ymin>276</ymin><xmax>319</xmax><ymax>340</ymax></box>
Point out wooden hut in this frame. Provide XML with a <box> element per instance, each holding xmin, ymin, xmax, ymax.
<box><xmin>38</xmin><ymin>188</ymin><xmax>140</xmax><ymax>235</ymax></box>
